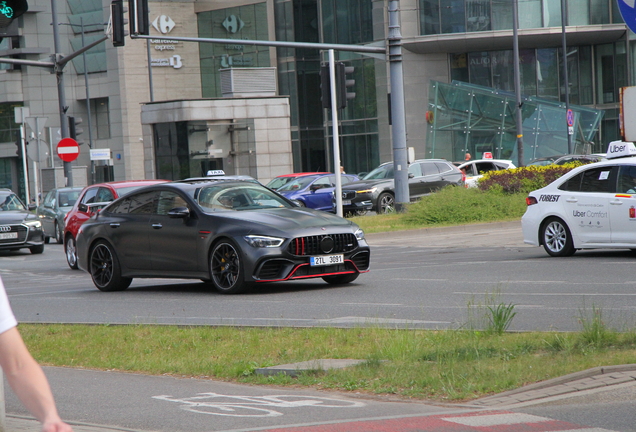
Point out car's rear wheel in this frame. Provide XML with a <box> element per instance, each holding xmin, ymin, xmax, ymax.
<box><xmin>541</xmin><ymin>217</ymin><xmax>575</xmax><ymax>257</ymax></box>
<box><xmin>322</xmin><ymin>273</ymin><xmax>359</xmax><ymax>284</ymax></box>
<box><xmin>89</xmin><ymin>240</ymin><xmax>132</xmax><ymax>292</ymax></box>
<box><xmin>55</xmin><ymin>222</ymin><xmax>63</xmax><ymax>244</ymax></box>
<box><xmin>65</xmin><ymin>235</ymin><xmax>78</xmax><ymax>269</ymax></box>
<box><xmin>30</xmin><ymin>244</ymin><xmax>44</xmax><ymax>254</ymax></box>
<box><xmin>209</xmin><ymin>240</ymin><xmax>248</xmax><ymax>294</ymax></box>
<box><xmin>377</xmin><ymin>192</ymin><xmax>395</xmax><ymax>214</ymax></box>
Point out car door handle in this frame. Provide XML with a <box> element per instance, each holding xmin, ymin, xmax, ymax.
<box><xmin>566</xmin><ymin>198</ymin><xmax>578</xmax><ymax>203</ymax></box>
<box><xmin>109</xmin><ymin>223</ymin><xmax>120</xmax><ymax>228</ymax></box>
<box><xmin>152</xmin><ymin>223</ymin><xmax>163</xmax><ymax>229</ymax></box>
<box><xmin>610</xmin><ymin>200</ymin><xmax>624</xmax><ymax>205</ymax></box>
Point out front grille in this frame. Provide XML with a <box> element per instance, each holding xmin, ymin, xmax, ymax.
<box><xmin>292</xmin><ymin>262</ymin><xmax>355</xmax><ymax>278</ymax></box>
<box><xmin>288</xmin><ymin>233</ymin><xmax>357</xmax><ymax>256</ymax></box>
<box><xmin>0</xmin><ymin>225</ymin><xmax>27</xmax><ymax>245</ymax></box>
<box><xmin>342</xmin><ymin>191</ymin><xmax>356</xmax><ymax>200</ymax></box>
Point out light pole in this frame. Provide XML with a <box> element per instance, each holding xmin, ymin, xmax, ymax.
<box><xmin>561</xmin><ymin>0</ymin><xmax>573</xmax><ymax>154</ymax></box>
<box><xmin>512</xmin><ymin>0</ymin><xmax>524</xmax><ymax>167</ymax></box>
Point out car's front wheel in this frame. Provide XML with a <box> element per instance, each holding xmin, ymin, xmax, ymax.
<box><xmin>322</xmin><ymin>273</ymin><xmax>359</xmax><ymax>284</ymax></box>
<box><xmin>89</xmin><ymin>240</ymin><xmax>132</xmax><ymax>292</ymax></box>
<box><xmin>541</xmin><ymin>217</ymin><xmax>575</xmax><ymax>257</ymax></box>
<box><xmin>377</xmin><ymin>192</ymin><xmax>395</xmax><ymax>214</ymax></box>
<box><xmin>209</xmin><ymin>240</ymin><xmax>249</xmax><ymax>294</ymax></box>
<box><xmin>65</xmin><ymin>235</ymin><xmax>78</xmax><ymax>269</ymax></box>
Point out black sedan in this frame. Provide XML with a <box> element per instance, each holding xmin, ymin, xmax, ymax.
<box><xmin>0</xmin><ymin>189</ymin><xmax>45</xmax><ymax>254</ymax></box>
<box><xmin>341</xmin><ymin>159</ymin><xmax>464</xmax><ymax>214</ymax></box>
<box><xmin>76</xmin><ymin>179</ymin><xmax>370</xmax><ymax>294</ymax></box>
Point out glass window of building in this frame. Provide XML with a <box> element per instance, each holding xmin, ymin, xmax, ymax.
<box><xmin>90</xmin><ymin>98</ymin><xmax>110</xmax><ymax>140</ymax></box>
<box><xmin>442</xmin><ymin>0</ymin><xmax>466</xmax><ymax>33</ymax></box>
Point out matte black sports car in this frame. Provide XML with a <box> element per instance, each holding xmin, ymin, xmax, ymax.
<box><xmin>76</xmin><ymin>179</ymin><xmax>370</xmax><ymax>294</ymax></box>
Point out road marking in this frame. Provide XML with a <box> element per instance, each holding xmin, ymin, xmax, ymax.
<box><xmin>442</xmin><ymin>412</ymin><xmax>550</xmax><ymax>426</ymax></box>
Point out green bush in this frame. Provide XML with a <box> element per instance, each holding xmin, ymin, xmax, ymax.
<box><xmin>477</xmin><ymin>163</ymin><xmax>583</xmax><ymax>194</ymax></box>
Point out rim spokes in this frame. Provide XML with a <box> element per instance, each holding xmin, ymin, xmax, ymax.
<box><xmin>212</xmin><ymin>245</ymin><xmax>239</xmax><ymax>289</ymax></box>
<box><xmin>91</xmin><ymin>245</ymin><xmax>113</xmax><ymax>286</ymax></box>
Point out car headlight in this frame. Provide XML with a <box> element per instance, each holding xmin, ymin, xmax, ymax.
<box><xmin>356</xmin><ymin>187</ymin><xmax>377</xmax><ymax>194</ymax></box>
<box><xmin>24</xmin><ymin>220</ymin><xmax>42</xmax><ymax>229</ymax></box>
<box><xmin>354</xmin><ymin>228</ymin><xmax>365</xmax><ymax>241</ymax></box>
<box><xmin>244</xmin><ymin>235</ymin><xmax>285</xmax><ymax>248</ymax></box>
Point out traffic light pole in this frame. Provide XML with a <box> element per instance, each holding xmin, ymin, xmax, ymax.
<box><xmin>328</xmin><ymin>50</ymin><xmax>343</xmax><ymax>217</ymax></box>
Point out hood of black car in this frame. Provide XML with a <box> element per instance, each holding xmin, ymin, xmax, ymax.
<box><xmin>342</xmin><ymin>178</ymin><xmax>394</xmax><ymax>191</ymax></box>
<box><xmin>220</xmin><ymin>207</ymin><xmax>354</xmax><ymax>231</ymax></box>
<box><xmin>0</xmin><ymin>211</ymin><xmax>34</xmax><ymax>224</ymax></box>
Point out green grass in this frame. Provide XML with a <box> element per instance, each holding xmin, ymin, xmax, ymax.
<box><xmin>349</xmin><ymin>187</ymin><xmax>527</xmax><ymax>234</ymax></box>
<box><xmin>21</xmin><ymin>324</ymin><xmax>636</xmax><ymax>402</ymax></box>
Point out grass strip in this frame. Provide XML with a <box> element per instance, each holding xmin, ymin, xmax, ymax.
<box><xmin>20</xmin><ymin>324</ymin><xmax>636</xmax><ymax>402</ymax></box>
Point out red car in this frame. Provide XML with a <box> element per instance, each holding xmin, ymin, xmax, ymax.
<box><xmin>63</xmin><ymin>180</ymin><xmax>167</xmax><ymax>269</ymax></box>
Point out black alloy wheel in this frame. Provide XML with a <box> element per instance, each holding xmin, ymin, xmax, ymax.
<box><xmin>210</xmin><ymin>240</ymin><xmax>248</xmax><ymax>294</ymax></box>
<box><xmin>322</xmin><ymin>273</ymin><xmax>359</xmax><ymax>284</ymax></box>
<box><xmin>377</xmin><ymin>192</ymin><xmax>395</xmax><ymax>214</ymax></box>
<box><xmin>65</xmin><ymin>235</ymin><xmax>78</xmax><ymax>269</ymax></box>
<box><xmin>541</xmin><ymin>217</ymin><xmax>575</xmax><ymax>257</ymax></box>
<box><xmin>89</xmin><ymin>240</ymin><xmax>132</xmax><ymax>292</ymax></box>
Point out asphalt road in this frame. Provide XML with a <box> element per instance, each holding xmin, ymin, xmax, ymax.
<box><xmin>1</xmin><ymin>221</ymin><xmax>636</xmax><ymax>332</ymax></box>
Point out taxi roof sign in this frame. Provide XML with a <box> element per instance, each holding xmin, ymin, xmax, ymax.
<box><xmin>206</xmin><ymin>170</ymin><xmax>226</xmax><ymax>176</ymax></box>
<box><xmin>606</xmin><ymin>141</ymin><xmax>636</xmax><ymax>159</ymax></box>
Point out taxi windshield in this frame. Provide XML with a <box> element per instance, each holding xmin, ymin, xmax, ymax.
<box><xmin>196</xmin><ymin>184</ymin><xmax>293</xmax><ymax>211</ymax></box>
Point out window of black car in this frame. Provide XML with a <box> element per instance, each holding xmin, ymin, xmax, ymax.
<box><xmin>197</xmin><ymin>184</ymin><xmax>291</xmax><ymax>211</ymax></box>
<box><xmin>558</xmin><ymin>166</ymin><xmax>617</xmax><ymax>193</ymax></box>
<box><xmin>363</xmin><ymin>164</ymin><xmax>393</xmax><ymax>180</ymax></box>
<box><xmin>421</xmin><ymin>162</ymin><xmax>440</xmax><ymax>176</ymax></box>
<box><xmin>435</xmin><ymin>162</ymin><xmax>453</xmax><ymax>173</ymax></box>
<box><xmin>128</xmin><ymin>192</ymin><xmax>157</xmax><ymax>214</ymax></box>
<box><xmin>0</xmin><ymin>192</ymin><xmax>26</xmax><ymax>211</ymax></box>
<box><xmin>157</xmin><ymin>191</ymin><xmax>189</xmax><ymax>215</ymax></box>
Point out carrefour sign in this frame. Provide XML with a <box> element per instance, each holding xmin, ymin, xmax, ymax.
<box><xmin>618</xmin><ymin>0</ymin><xmax>636</xmax><ymax>34</ymax></box>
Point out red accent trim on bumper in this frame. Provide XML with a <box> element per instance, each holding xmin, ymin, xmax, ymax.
<box><xmin>254</xmin><ymin>260</ymin><xmax>369</xmax><ymax>283</ymax></box>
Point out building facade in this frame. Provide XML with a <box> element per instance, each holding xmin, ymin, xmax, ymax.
<box><xmin>0</xmin><ymin>0</ymin><xmax>633</xmax><ymax>201</ymax></box>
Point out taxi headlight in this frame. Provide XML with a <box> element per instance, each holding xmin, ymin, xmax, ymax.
<box><xmin>244</xmin><ymin>235</ymin><xmax>285</xmax><ymax>248</ymax></box>
<box><xmin>356</xmin><ymin>187</ymin><xmax>377</xmax><ymax>194</ymax></box>
<box><xmin>354</xmin><ymin>228</ymin><xmax>365</xmax><ymax>241</ymax></box>
<box><xmin>24</xmin><ymin>220</ymin><xmax>42</xmax><ymax>229</ymax></box>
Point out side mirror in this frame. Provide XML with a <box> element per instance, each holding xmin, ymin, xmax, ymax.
<box><xmin>408</xmin><ymin>173</ymin><xmax>415</xmax><ymax>179</ymax></box>
<box><xmin>28</xmin><ymin>203</ymin><xmax>37</xmax><ymax>211</ymax></box>
<box><xmin>168</xmin><ymin>206</ymin><xmax>190</xmax><ymax>218</ymax></box>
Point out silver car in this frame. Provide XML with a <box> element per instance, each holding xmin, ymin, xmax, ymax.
<box><xmin>36</xmin><ymin>187</ymin><xmax>83</xmax><ymax>244</ymax></box>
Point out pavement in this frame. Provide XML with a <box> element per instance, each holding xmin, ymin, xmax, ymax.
<box><xmin>5</xmin><ymin>221</ymin><xmax>635</xmax><ymax>431</ymax></box>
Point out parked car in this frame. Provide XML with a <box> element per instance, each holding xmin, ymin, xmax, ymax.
<box><xmin>276</xmin><ymin>173</ymin><xmax>360</xmax><ymax>212</ymax></box>
<box><xmin>36</xmin><ymin>187</ymin><xmax>83</xmax><ymax>244</ymax></box>
<box><xmin>64</xmin><ymin>180</ymin><xmax>167</xmax><ymax>269</ymax></box>
<box><xmin>75</xmin><ymin>178</ymin><xmax>370</xmax><ymax>294</ymax></box>
<box><xmin>527</xmin><ymin>155</ymin><xmax>565</xmax><ymax>166</ymax></box>
<box><xmin>553</xmin><ymin>154</ymin><xmax>606</xmax><ymax>165</ymax></box>
<box><xmin>266</xmin><ymin>172</ymin><xmax>329</xmax><ymax>191</ymax></box>
<box><xmin>457</xmin><ymin>159</ymin><xmax>516</xmax><ymax>188</ymax></box>
<box><xmin>522</xmin><ymin>141</ymin><xmax>636</xmax><ymax>257</ymax></box>
<box><xmin>341</xmin><ymin>159</ymin><xmax>465</xmax><ymax>214</ymax></box>
<box><xmin>0</xmin><ymin>189</ymin><xmax>44</xmax><ymax>254</ymax></box>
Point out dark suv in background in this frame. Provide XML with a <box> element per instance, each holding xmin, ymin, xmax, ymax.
<box><xmin>341</xmin><ymin>159</ymin><xmax>464</xmax><ymax>214</ymax></box>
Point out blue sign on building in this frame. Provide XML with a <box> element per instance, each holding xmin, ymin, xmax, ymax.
<box><xmin>618</xmin><ymin>0</ymin><xmax>636</xmax><ymax>34</ymax></box>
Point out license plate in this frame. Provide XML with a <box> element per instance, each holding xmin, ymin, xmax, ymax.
<box><xmin>0</xmin><ymin>232</ymin><xmax>17</xmax><ymax>240</ymax></box>
<box><xmin>310</xmin><ymin>254</ymin><xmax>344</xmax><ymax>266</ymax></box>
<box><xmin>342</xmin><ymin>200</ymin><xmax>351</xmax><ymax>205</ymax></box>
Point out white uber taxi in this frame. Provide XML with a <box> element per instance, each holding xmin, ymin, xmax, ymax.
<box><xmin>522</xmin><ymin>141</ymin><xmax>636</xmax><ymax>256</ymax></box>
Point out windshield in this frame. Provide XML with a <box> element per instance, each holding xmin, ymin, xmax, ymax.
<box><xmin>0</xmin><ymin>192</ymin><xmax>26</xmax><ymax>211</ymax></box>
<box><xmin>197</xmin><ymin>184</ymin><xmax>293</xmax><ymax>211</ymax></box>
<box><xmin>58</xmin><ymin>190</ymin><xmax>81</xmax><ymax>208</ymax></box>
<box><xmin>266</xmin><ymin>177</ymin><xmax>292</xmax><ymax>190</ymax></box>
<box><xmin>277</xmin><ymin>176</ymin><xmax>319</xmax><ymax>192</ymax></box>
<box><xmin>363</xmin><ymin>164</ymin><xmax>393</xmax><ymax>180</ymax></box>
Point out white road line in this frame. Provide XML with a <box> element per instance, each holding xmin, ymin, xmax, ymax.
<box><xmin>442</xmin><ymin>412</ymin><xmax>550</xmax><ymax>426</ymax></box>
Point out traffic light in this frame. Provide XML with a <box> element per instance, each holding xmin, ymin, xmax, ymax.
<box><xmin>128</xmin><ymin>0</ymin><xmax>149</xmax><ymax>35</ymax></box>
<box><xmin>68</xmin><ymin>116</ymin><xmax>84</xmax><ymax>145</ymax></box>
<box><xmin>111</xmin><ymin>0</ymin><xmax>128</xmax><ymax>47</ymax></box>
<box><xmin>0</xmin><ymin>0</ymin><xmax>28</xmax><ymax>30</ymax></box>
<box><xmin>320</xmin><ymin>64</ymin><xmax>331</xmax><ymax>109</ymax></box>
<box><xmin>335</xmin><ymin>63</ymin><xmax>355</xmax><ymax>109</ymax></box>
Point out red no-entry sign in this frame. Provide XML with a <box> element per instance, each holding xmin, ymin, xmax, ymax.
<box><xmin>57</xmin><ymin>138</ymin><xmax>80</xmax><ymax>162</ymax></box>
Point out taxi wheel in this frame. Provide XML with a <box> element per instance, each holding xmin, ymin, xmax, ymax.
<box><xmin>209</xmin><ymin>240</ymin><xmax>249</xmax><ymax>294</ymax></box>
<box><xmin>541</xmin><ymin>217</ymin><xmax>575</xmax><ymax>257</ymax></box>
